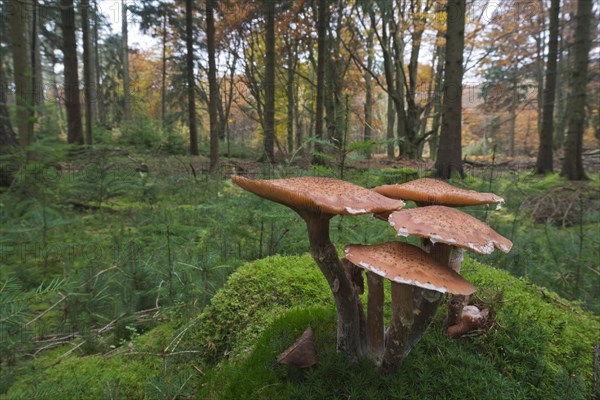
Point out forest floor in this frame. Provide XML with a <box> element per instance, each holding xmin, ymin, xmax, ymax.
<box><xmin>1</xmin><ymin>146</ymin><xmax>599</xmax><ymax>398</ymax></box>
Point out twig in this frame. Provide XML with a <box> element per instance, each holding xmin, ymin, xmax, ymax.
<box><xmin>25</xmin><ymin>294</ymin><xmax>67</xmax><ymax>327</ymax></box>
<box><xmin>60</xmin><ymin>341</ymin><xmax>85</xmax><ymax>358</ymax></box>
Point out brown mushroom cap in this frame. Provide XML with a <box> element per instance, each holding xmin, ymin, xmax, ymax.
<box><xmin>388</xmin><ymin>206</ymin><xmax>512</xmax><ymax>254</ymax></box>
<box><xmin>344</xmin><ymin>241</ymin><xmax>476</xmax><ymax>295</ymax></box>
<box><xmin>232</xmin><ymin>176</ymin><xmax>405</xmax><ymax>216</ymax></box>
<box><xmin>373</xmin><ymin>178</ymin><xmax>504</xmax><ymax>208</ymax></box>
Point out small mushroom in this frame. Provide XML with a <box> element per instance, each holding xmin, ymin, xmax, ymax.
<box><xmin>388</xmin><ymin>205</ymin><xmax>512</xmax><ymax>334</ymax></box>
<box><xmin>446</xmin><ymin>305</ymin><xmax>490</xmax><ymax>338</ymax></box>
<box><xmin>232</xmin><ymin>176</ymin><xmax>404</xmax><ymax>358</ymax></box>
<box><xmin>344</xmin><ymin>241</ymin><xmax>475</xmax><ymax>368</ymax></box>
<box><xmin>276</xmin><ymin>327</ymin><xmax>318</xmax><ymax>368</ymax></box>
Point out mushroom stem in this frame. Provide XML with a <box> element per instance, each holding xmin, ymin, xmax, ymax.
<box><xmin>382</xmin><ymin>282</ymin><xmax>414</xmax><ymax>370</ymax></box>
<box><xmin>305</xmin><ymin>215</ymin><xmax>364</xmax><ymax>359</ymax></box>
<box><xmin>406</xmin><ymin>242</ymin><xmax>449</xmax><ymax>351</ymax></box>
<box><xmin>366</xmin><ymin>271</ymin><xmax>384</xmax><ymax>366</ymax></box>
<box><xmin>445</xmin><ymin>248</ymin><xmax>467</xmax><ymax>331</ymax></box>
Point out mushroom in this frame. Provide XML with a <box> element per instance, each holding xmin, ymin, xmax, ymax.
<box><xmin>232</xmin><ymin>176</ymin><xmax>404</xmax><ymax>359</ymax></box>
<box><xmin>276</xmin><ymin>327</ymin><xmax>318</xmax><ymax>368</ymax></box>
<box><xmin>388</xmin><ymin>205</ymin><xmax>512</xmax><ymax>334</ymax></box>
<box><xmin>373</xmin><ymin>178</ymin><xmax>504</xmax><ymax>209</ymax></box>
<box><xmin>344</xmin><ymin>241</ymin><xmax>475</xmax><ymax>368</ymax></box>
<box><xmin>373</xmin><ymin>178</ymin><xmax>507</xmax><ymax>336</ymax></box>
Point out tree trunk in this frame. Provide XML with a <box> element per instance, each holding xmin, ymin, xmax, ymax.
<box><xmin>185</xmin><ymin>0</ymin><xmax>198</xmax><ymax>155</ymax></box>
<box><xmin>94</xmin><ymin>0</ymin><xmax>105</xmax><ymax>126</ymax></box>
<box><xmin>122</xmin><ymin>0</ymin><xmax>131</xmax><ymax>122</ymax></box>
<box><xmin>561</xmin><ymin>0</ymin><xmax>592</xmax><ymax>181</ymax></box>
<box><xmin>434</xmin><ymin>0</ymin><xmax>466</xmax><ymax>179</ymax></box>
<box><xmin>0</xmin><ymin>47</ymin><xmax>18</xmax><ymax>186</ymax></box>
<box><xmin>392</xmin><ymin>27</ymin><xmax>409</xmax><ymax>158</ymax></box>
<box><xmin>536</xmin><ymin>0</ymin><xmax>560</xmax><ymax>174</ymax></box>
<box><xmin>363</xmin><ymin>29</ymin><xmax>374</xmax><ymax>159</ymax></box>
<box><xmin>313</xmin><ymin>0</ymin><xmax>328</xmax><ymax>164</ymax></box>
<box><xmin>9</xmin><ymin>0</ymin><xmax>34</xmax><ymax>148</ymax></box>
<box><xmin>554</xmin><ymin>22</ymin><xmax>568</xmax><ymax>148</ymax></box>
<box><xmin>286</xmin><ymin>45</ymin><xmax>296</xmax><ymax>154</ymax></box>
<box><xmin>386</xmin><ymin>94</ymin><xmax>395</xmax><ymax>159</ymax></box>
<box><xmin>263</xmin><ymin>0</ymin><xmax>276</xmax><ymax>163</ymax></box>
<box><xmin>60</xmin><ymin>0</ymin><xmax>83</xmax><ymax>145</ymax></box>
<box><xmin>509</xmin><ymin>75</ymin><xmax>517</xmax><ymax>157</ymax></box>
<box><xmin>161</xmin><ymin>12</ymin><xmax>167</xmax><ymax>127</ymax></box>
<box><xmin>81</xmin><ymin>0</ymin><xmax>93</xmax><ymax>145</ymax></box>
<box><xmin>32</xmin><ymin>0</ymin><xmax>43</xmax><ymax>111</ymax></box>
<box><xmin>206</xmin><ymin>0</ymin><xmax>219</xmax><ymax>171</ymax></box>
<box><xmin>88</xmin><ymin>0</ymin><xmax>98</xmax><ymax>125</ymax></box>
<box><xmin>428</xmin><ymin>28</ymin><xmax>445</xmax><ymax>160</ymax></box>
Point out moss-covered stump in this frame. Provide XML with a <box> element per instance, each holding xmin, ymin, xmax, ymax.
<box><xmin>5</xmin><ymin>255</ymin><xmax>599</xmax><ymax>399</ymax></box>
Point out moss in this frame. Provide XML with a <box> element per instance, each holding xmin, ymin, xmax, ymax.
<box><xmin>198</xmin><ymin>256</ymin><xmax>599</xmax><ymax>399</ymax></box>
<box><xmin>184</xmin><ymin>255</ymin><xmax>333</xmax><ymax>364</ymax></box>
<box><xmin>6</xmin><ymin>353</ymin><xmax>161</xmax><ymax>400</ymax></box>
<box><xmin>6</xmin><ymin>255</ymin><xmax>599</xmax><ymax>399</ymax></box>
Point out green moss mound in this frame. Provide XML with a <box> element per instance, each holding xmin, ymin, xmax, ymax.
<box><xmin>200</xmin><ymin>255</ymin><xmax>599</xmax><ymax>399</ymax></box>
<box><xmin>6</xmin><ymin>255</ymin><xmax>599</xmax><ymax>399</ymax></box>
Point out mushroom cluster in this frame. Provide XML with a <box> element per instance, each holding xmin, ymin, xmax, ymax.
<box><xmin>232</xmin><ymin>175</ymin><xmax>511</xmax><ymax>371</ymax></box>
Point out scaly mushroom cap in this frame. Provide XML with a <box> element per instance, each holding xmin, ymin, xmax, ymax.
<box><xmin>232</xmin><ymin>176</ymin><xmax>405</xmax><ymax>216</ymax></box>
<box><xmin>373</xmin><ymin>178</ymin><xmax>504</xmax><ymax>208</ymax></box>
<box><xmin>388</xmin><ymin>206</ymin><xmax>512</xmax><ymax>254</ymax></box>
<box><xmin>344</xmin><ymin>241</ymin><xmax>476</xmax><ymax>295</ymax></box>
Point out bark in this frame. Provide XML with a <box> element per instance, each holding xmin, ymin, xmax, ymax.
<box><xmin>554</xmin><ymin>22</ymin><xmax>569</xmax><ymax>148</ymax></box>
<box><xmin>313</xmin><ymin>0</ymin><xmax>328</xmax><ymax>164</ymax></box>
<box><xmin>185</xmin><ymin>0</ymin><xmax>198</xmax><ymax>155</ymax></box>
<box><xmin>60</xmin><ymin>0</ymin><xmax>83</xmax><ymax>145</ymax></box>
<box><xmin>88</xmin><ymin>0</ymin><xmax>98</xmax><ymax>125</ymax></box>
<box><xmin>93</xmin><ymin>0</ymin><xmax>105</xmax><ymax>126</ymax></box>
<box><xmin>536</xmin><ymin>0</ymin><xmax>560</xmax><ymax>174</ymax></box>
<box><xmin>122</xmin><ymin>0</ymin><xmax>131</xmax><ymax>122</ymax></box>
<box><xmin>363</xmin><ymin>29</ymin><xmax>374</xmax><ymax>159</ymax></box>
<box><xmin>206</xmin><ymin>0</ymin><xmax>219</xmax><ymax>171</ymax></box>
<box><xmin>561</xmin><ymin>0</ymin><xmax>592</xmax><ymax>180</ymax></box>
<box><xmin>161</xmin><ymin>13</ymin><xmax>167</xmax><ymax>126</ymax></box>
<box><xmin>509</xmin><ymin>74</ymin><xmax>517</xmax><ymax>157</ymax></box>
<box><xmin>286</xmin><ymin>43</ymin><xmax>297</xmax><ymax>154</ymax></box>
<box><xmin>9</xmin><ymin>0</ymin><xmax>34</xmax><ymax>148</ymax></box>
<box><xmin>434</xmin><ymin>0</ymin><xmax>466</xmax><ymax>179</ymax></box>
<box><xmin>32</xmin><ymin>0</ymin><xmax>43</xmax><ymax>111</ymax></box>
<box><xmin>386</xmin><ymin>94</ymin><xmax>395</xmax><ymax>159</ymax></box>
<box><xmin>263</xmin><ymin>0</ymin><xmax>276</xmax><ymax>163</ymax></box>
<box><xmin>81</xmin><ymin>0</ymin><xmax>93</xmax><ymax>145</ymax></box>
<box><xmin>425</xmin><ymin>28</ymin><xmax>445</xmax><ymax>160</ymax></box>
<box><xmin>391</xmin><ymin>24</ymin><xmax>409</xmax><ymax>158</ymax></box>
<box><xmin>0</xmin><ymin>48</ymin><xmax>18</xmax><ymax>186</ymax></box>
<box><xmin>305</xmin><ymin>215</ymin><xmax>364</xmax><ymax>359</ymax></box>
